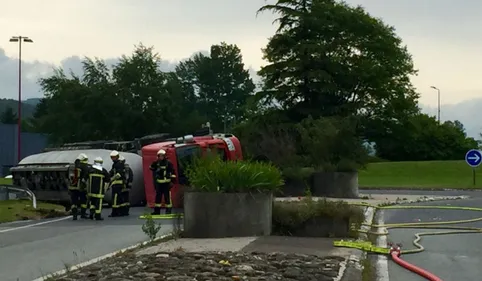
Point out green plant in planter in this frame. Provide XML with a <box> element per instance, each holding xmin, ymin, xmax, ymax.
<box><xmin>186</xmin><ymin>153</ymin><xmax>284</xmax><ymax>193</ymax></box>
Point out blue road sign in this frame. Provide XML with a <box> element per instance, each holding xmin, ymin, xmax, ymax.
<box><xmin>465</xmin><ymin>149</ymin><xmax>482</xmax><ymax>167</ymax></box>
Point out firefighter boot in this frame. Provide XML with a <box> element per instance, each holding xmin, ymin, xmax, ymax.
<box><xmin>80</xmin><ymin>208</ymin><xmax>89</xmax><ymax>219</ymax></box>
<box><xmin>71</xmin><ymin>207</ymin><xmax>78</xmax><ymax>220</ymax></box>
<box><xmin>165</xmin><ymin>207</ymin><xmax>172</xmax><ymax>215</ymax></box>
<box><xmin>151</xmin><ymin>207</ymin><xmax>161</xmax><ymax>215</ymax></box>
<box><xmin>89</xmin><ymin>211</ymin><xmax>94</xmax><ymax>220</ymax></box>
<box><xmin>95</xmin><ymin>213</ymin><xmax>104</xmax><ymax>221</ymax></box>
<box><xmin>109</xmin><ymin>208</ymin><xmax>119</xmax><ymax>217</ymax></box>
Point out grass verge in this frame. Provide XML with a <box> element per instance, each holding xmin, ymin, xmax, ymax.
<box><xmin>272</xmin><ymin>197</ymin><xmax>364</xmax><ymax>238</ymax></box>
<box><xmin>0</xmin><ymin>177</ymin><xmax>12</xmax><ymax>185</ymax></box>
<box><xmin>0</xmin><ymin>199</ymin><xmax>68</xmax><ymax>223</ymax></box>
<box><xmin>359</xmin><ymin>160</ymin><xmax>482</xmax><ymax>189</ymax></box>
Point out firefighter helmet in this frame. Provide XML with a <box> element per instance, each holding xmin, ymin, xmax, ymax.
<box><xmin>110</xmin><ymin>150</ymin><xmax>119</xmax><ymax>157</ymax></box>
<box><xmin>119</xmin><ymin>155</ymin><xmax>125</xmax><ymax>162</ymax></box>
<box><xmin>76</xmin><ymin>153</ymin><xmax>88</xmax><ymax>161</ymax></box>
<box><xmin>157</xmin><ymin>149</ymin><xmax>166</xmax><ymax>156</ymax></box>
<box><xmin>94</xmin><ymin>157</ymin><xmax>103</xmax><ymax>164</ymax></box>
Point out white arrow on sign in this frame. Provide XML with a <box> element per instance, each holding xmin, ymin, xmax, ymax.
<box><xmin>469</xmin><ymin>154</ymin><xmax>481</xmax><ymax>162</ymax></box>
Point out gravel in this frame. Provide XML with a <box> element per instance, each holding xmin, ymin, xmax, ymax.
<box><xmin>48</xmin><ymin>250</ymin><xmax>346</xmax><ymax>281</ymax></box>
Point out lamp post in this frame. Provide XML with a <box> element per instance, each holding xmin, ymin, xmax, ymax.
<box><xmin>430</xmin><ymin>85</ymin><xmax>441</xmax><ymax>123</ymax></box>
<box><xmin>9</xmin><ymin>36</ymin><xmax>33</xmax><ymax>163</ymax></box>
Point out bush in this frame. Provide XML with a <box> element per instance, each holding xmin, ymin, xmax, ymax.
<box><xmin>186</xmin><ymin>153</ymin><xmax>284</xmax><ymax>193</ymax></box>
<box><xmin>272</xmin><ymin>197</ymin><xmax>364</xmax><ymax>238</ymax></box>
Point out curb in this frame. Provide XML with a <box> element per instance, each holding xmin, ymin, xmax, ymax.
<box><xmin>31</xmin><ymin>234</ymin><xmax>173</xmax><ymax>281</ymax></box>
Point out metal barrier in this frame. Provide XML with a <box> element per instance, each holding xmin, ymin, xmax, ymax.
<box><xmin>0</xmin><ymin>185</ymin><xmax>37</xmax><ymax>209</ymax></box>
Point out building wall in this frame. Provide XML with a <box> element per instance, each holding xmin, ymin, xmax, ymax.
<box><xmin>0</xmin><ymin>124</ymin><xmax>48</xmax><ymax>176</ymax></box>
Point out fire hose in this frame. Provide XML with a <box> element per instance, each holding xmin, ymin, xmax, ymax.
<box><xmin>334</xmin><ymin>203</ymin><xmax>482</xmax><ymax>281</ymax></box>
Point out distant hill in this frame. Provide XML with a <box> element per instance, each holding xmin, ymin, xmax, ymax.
<box><xmin>0</xmin><ymin>98</ymin><xmax>40</xmax><ymax>119</ymax></box>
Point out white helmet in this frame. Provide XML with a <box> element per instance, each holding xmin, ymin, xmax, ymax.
<box><xmin>119</xmin><ymin>155</ymin><xmax>125</xmax><ymax>162</ymax></box>
<box><xmin>110</xmin><ymin>150</ymin><xmax>119</xmax><ymax>157</ymax></box>
<box><xmin>157</xmin><ymin>149</ymin><xmax>166</xmax><ymax>156</ymax></box>
<box><xmin>76</xmin><ymin>153</ymin><xmax>88</xmax><ymax>161</ymax></box>
<box><xmin>94</xmin><ymin>157</ymin><xmax>103</xmax><ymax>164</ymax></box>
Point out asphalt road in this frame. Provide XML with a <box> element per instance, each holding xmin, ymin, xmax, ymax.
<box><xmin>379</xmin><ymin>195</ymin><xmax>482</xmax><ymax>281</ymax></box>
<box><xmin>0</xmin><ymin>207</ymin><xmax>177</xmax><ymax>281</ymax></box>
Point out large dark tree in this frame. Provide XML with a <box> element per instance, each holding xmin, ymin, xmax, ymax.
<box><xmin>256</xmin><ymin>0</ymin><xmax>420</xmax><ymax>136</ymax></box>
<box><xmin>176</xmin><ymin>42</ymin><xmax>256</xmax><ymax>132</ymax></box>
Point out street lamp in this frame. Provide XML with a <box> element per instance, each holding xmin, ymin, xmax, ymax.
<box><xmin>9</xmin><ymin>36</ymin><xmax>33</xmax><ymax>163</ymax></box>
<box><xmin>430</xmin><ymin>85</ymin><xmax>441</xmax><ymax>124</ymax></box>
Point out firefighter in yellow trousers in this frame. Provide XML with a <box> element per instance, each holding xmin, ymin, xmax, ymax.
<box><xmin>109</xmin><ymin>150</ymin><xmax>125</xmax><ymax>217</ymax></box>
<box><xmin>88</xmin><ymin>157</ymin><xmax>110</xmax><ymax>220</ymax></box>
<box><xmin>69</xmin><ymin>153</ymin><xmax>90</xmax><ymax>220</ymax></box>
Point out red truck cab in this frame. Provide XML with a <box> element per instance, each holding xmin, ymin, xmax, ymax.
<box><xmin>141</xmin><ymin>134</ymin><xmax>243</xmax><ymax>208</ymax></box>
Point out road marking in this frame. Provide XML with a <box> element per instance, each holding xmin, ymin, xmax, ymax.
<box><xmin>375</xmin><ymin>210</ymin><xmax>390</xmax><ymax>281</ymax></box>
<box><xmin>0</xmin><ymin>216</ymin><xmax>71</xmax><ymax>234</ymax></box>
<box><xmin>31</xmin><ymin>233</ymin><xmax>171</xmax><ymax>281</ymax></box>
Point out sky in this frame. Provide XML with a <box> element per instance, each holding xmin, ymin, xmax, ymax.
<box><xmin>1</xmin><ymin>0</ymin><xmax>482</xmax><ymax>137</ymax></box>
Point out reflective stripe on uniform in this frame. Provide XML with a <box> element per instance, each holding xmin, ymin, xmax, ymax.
<box><xmin>112</xmin><ymin>193</ymin><xmax>119</xmax><ymax>208</ymax></box>
<box><xmin>156</xmin><ymin>179</ymin><xmax>171</xmax><ymax>183</ymax></box>
<box><xmin>111</xmin><ymin>180</ymin><xmax>123</xmax><ymax>185</ymax></box>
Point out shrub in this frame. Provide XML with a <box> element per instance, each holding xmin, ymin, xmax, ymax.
<box><xmin>272</xmin><ymin>197</ymin><xmax>364</xmax><ymax>238</ymax></box>
<box><xmin>186</xmin><ymin>152</ymin><xmax>284</xmax><ymax>193</ymax></box>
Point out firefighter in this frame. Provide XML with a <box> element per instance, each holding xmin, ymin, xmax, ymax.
<box><xmin>149</xmin><ymin>149</ymin><xmax>176</xmax><ymax>215</ymax></box>
<box><xmin>119</xmin><ymin>155</ymin><xmax>133</xmax><ymax>216</ymax></box>
<box><xmin>78</xmin><ymin>154</ymin><xmax>91</xmax><ymax>218</ymax></box>
<box><xmin>109</xmin><ymin>150</ymin><xmax>125</xmax><ymax>217</ymax></box>
<box><xmin>69</xmin><ymin>153</ymin><xmax>89</xmax><ymax>220</ymax></box>
<box><xmin>88</xmin><ymin>157</ymin><xmax>110</xmax><ymax>220</ymax></box>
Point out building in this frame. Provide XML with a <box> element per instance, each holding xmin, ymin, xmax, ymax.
<box><xmin>0</xmin><ymin>124</ymin><xmax>48</xmax><ymax>176</ymax></box>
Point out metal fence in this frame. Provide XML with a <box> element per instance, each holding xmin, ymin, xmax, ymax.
<box><xmin>0</xmin><ymin>184</ymin><xmax>37</xmax><ymax>208</ymax></box>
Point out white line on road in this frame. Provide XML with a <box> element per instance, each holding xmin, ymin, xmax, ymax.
<box><xmin>376</xmin><ymin>210</ymin><xmax>390</xmax><ymax>281</ymax></box>
<box><xmin>0</xmin><ymin>216</ymin><xmax>72</xmax><ymax>234</ymax></box>
<box><xmin>31</xmin><ymin>234</ymin><xmax>171</xmax><ymax>281</ymax></box>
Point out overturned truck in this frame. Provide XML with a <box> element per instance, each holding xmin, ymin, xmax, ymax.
<box><xmin>9</xmin><ymin>130</ymin><xmax>243</xmax><ymax>209</ymax></box>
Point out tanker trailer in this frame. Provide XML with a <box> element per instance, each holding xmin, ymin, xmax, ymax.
<box><xmin>9</xmin><ymin>149</ymin><xmax>145</xmax><ymax>208</ymax></box>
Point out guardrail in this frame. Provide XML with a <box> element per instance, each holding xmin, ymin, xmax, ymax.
<box><xmin>0</xmin><ymin>185</ymin><xmax>37</xmax><ymax>209</ymax></box>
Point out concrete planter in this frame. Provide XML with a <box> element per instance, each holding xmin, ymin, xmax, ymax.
<box><xmin>312</xmin><ymin>171</ymin><xmax>359</xmax><ymax>198</ymax></box>
<box><xmin>183</xmin><ymin>191</ymin><xmax>273</xmax><ymax>238</ymax></box>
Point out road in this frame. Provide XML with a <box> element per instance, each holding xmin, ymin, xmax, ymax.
<box><xmin>0</xmin><ymin>207</ymin><xmax>176</xmax><ymax>281</ymax></box>
<box><xmin>369</xmin><ymin>190</ymin><xmax>482</xmax><ymax>281</ymax></box>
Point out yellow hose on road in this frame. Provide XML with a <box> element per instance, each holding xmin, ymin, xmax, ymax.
<box><xmin>334</xmin><ymin>203</ymin><xmax>482</xmax><ymax>255</ymax></box>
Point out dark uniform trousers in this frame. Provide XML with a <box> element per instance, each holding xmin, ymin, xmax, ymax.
<box><xmin>121</xmin><ymin>185</ymin><xmax>130</xmax><ymax>216</ymax></box>
<box><xmin>88</xmin><ymin>170</ymin><xmax>107</xmax><ymax>220</ymax></box>
<box><xmin>153</xmin><ymin>181</ymin><xmax>172</xmax><ymax>214</ymax></box>
<box><xmin>110</xmin><ymin>182</ymin><xmax>124</xmax><ymax>216</ymax></box>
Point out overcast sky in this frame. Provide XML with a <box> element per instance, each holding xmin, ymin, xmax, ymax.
<box><xmin>1</xmin><ymin>0</ymin><xmax>482</xmax><ymax>136</ymax></box>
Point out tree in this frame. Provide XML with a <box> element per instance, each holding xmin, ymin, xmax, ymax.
<box><xmin>176</xmin><ymin>42</ymin><xmax>256</xmax><ymax>131</ymax></box>
<box><xmin>34</xmin><ymin>44</ymin><xmax>209</xmax><ymax>143</ymax></box>
<box><xmin>0</xmin><ymin>106</ymin><xmax>17</xmax><ymax>124</ymax></box>
<box><xmin>375</xmin><ymin>114</ymin><xmax>478</xmax><ymax>161</ymax></box>
<box><xmin>256</xmin><ymin>0</ymin><xmax>420</xmax><ymax>135</ymax></box>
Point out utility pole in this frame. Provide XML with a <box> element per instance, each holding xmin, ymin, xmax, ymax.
<box><xmin>430</xmin><ymin>85</ymin><xmax>441</xmax><ymax>124</ymax></box>
<box><xmin>9</xmin><ymin>36</ymin><xmax>34</xmax><ymax>163</ymax></box>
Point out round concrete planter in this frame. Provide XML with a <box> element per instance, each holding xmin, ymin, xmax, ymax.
<box><xmin>183</xmin><ymin>191</ymin><xmax>273</xmax><ymax>238</ymax></box>
<box><xmin>311</xmin><ymin>171</ymin><xmax>359</xmax><ymax>198</ymax></box>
